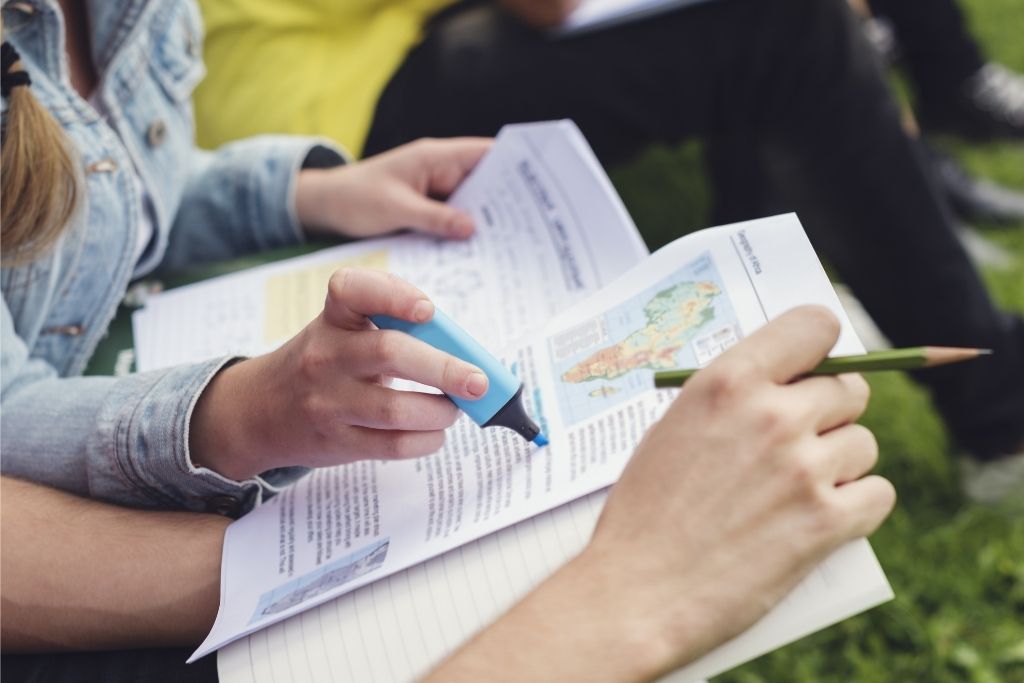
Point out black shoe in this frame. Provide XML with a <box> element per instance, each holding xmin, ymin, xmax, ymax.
<box><xmin>923</xmin><ymin>142</ymin><xmax>1024</xmax><ymax>225</ymax></box>
<box><xmin>919</xmin><ymin>63</ymin><xmax>1024</xmax><ymax>141</ymax></box>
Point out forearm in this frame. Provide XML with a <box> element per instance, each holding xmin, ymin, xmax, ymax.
<box><xmin>0</xmin><ymin>477</ymin><xmax>229</xmax><ymax>652</ymax></box>
<box><xmin>162</xmin><ymin>137</ymin><xmax>345</xmax><ymax>272</ymax></box>
<box><xmin>424</xmin><ymin>551</ymin><xmax>677</xmax><ymax>683</ymax></box>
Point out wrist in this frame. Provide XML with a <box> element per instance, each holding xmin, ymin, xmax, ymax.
<box><xmin>567</xmin><ymin>543</ymin><xmax>707</xmax><ymax>678</ymax></box>
<box><xmin>545</xmin><ymin>550</ymin><xmax>684</xmax><ymax>681</ymax></box>
<box><xmin>294</xmin><ymin>168</ymin><xmax>337</xmax><ymax>235</ymax></box>
<box><xmin>189</xmin><ymin>358</ymin><xmax>275</xmax><ymax>481</ymax></box>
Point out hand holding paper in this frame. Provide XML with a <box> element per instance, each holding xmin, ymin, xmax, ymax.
<box><xmin>295</xmin><ymin>138</ymin><xmax>492</xmax><ymax>240</ymax></box>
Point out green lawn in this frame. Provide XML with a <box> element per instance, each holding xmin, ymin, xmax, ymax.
<box><xmin>609</xmin><ymin>1</ymin><xmax>1024</xmax><ymax>680</ymax></box>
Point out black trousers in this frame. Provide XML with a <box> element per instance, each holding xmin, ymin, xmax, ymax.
<box><xmin>365</xmin><ymin>0</ymin><xmax>1024</xmax><ymax>457</ymax></box>
<box><xmin>868</xmin><ymin>0</ymin><xmax>985</xmax><ymax>95</ymax></box>
<box><xmin>0</xmin><ymin>649</ymin><xmax>216</xmax><ymax>683</ymax></box>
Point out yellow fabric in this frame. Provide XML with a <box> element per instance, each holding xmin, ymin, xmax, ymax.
<box><xmin>195</xmin><ymin>0</ymin><xmax>454</xmax><ymax>156</ymax></box>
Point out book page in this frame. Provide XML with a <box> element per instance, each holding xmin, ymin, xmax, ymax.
<box><xmin>559</xmin><ymin>0</ymin><xmax>716</xmax><ymax>35</ymax></box>
<box><xmin>133</xmin><ymin>120</ymin><xmax>648</xmax><ymax>372</ymax></box>
<box><xmin>195</xmin><ymin>214</ymin><xmax>890</xmax><ymax>667</ymax></box>
<box><xmin>218</xmin><ymin>489</ymin><xmax>886</xmax><ymax>683</ymax></box>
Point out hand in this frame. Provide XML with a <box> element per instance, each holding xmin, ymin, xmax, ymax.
<box><xmin>424</xmin><ymin>307</ymin><xmax>894</xmax><ymax>682</ymax></box>
<box><xmin>500</xmin><ymin>0</ymin><xmax>582</xmax><ymax>28</ymax></box>
<box><xmin>190</xmin><ymin>269</ymin><xmax>490</xmax><ymax>480</ymax></box>
<box><xmin>425</xmin><ymin>307</ymin><xmax>894</xmax><ymax>682</ymax></box>
<box><xmin>294</xmin><ymin>138</ymin><xmax>492</xmax><ymax>241</ymax></box>
<box><xmin>581</xmin><ymin>305</ymin><xmax>896</xmax><ymax>675</ymax></box>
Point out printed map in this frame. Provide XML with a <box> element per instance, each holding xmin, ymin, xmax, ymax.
<box><xmin>550</xmin><ymin>252</ymin><xmax>740</xmax><ymax>425</ymax></box>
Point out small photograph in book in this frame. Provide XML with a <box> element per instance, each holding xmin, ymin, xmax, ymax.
<box><xmin>249</xmin><ymin>538</ymin><xmax>390</xmax><ymax>623</ymax></box>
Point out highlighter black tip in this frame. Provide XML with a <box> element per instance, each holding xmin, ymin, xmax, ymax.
<box><xmin>484</xmin><ymin>386</ymin><xmax>546</xmax><ymax>445</ymax></box>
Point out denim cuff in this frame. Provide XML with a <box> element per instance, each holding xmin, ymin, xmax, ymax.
<box><xmin>97</xmin><ymin>356</ymin><xmax>307</xmax><ymax>515</ymax></box>
<box><xmin>247</xmin><ymin>136</ymin><xmax>350</xmax><ymax>251</ymax></box>
<box><xmin>163</xmin><ymin>136</ymin><xmax>350</xmax><ymax>271</ymax></box>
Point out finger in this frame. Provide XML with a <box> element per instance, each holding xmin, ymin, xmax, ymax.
<box><xmin>787</xmin><ymin>373</ymin><xmax>870</xmax><ymax>433</ymax></box>
<box><xmin>419</xmin><ymin>137</ymin><xmax>493</xmax><ymax>197</ymax></box>
<box><xmin>324</xmin><ymin>268</ymin><xmax>434</xmax><ymax>330</ymax></box>
<box><xmin>345</xmin><ymin>385</ymin><xmax>460</xmax><ymax>431</ymax></box>
<box><xmin>832</xmin><ymin>475</ymin><xmax>896</xmax><ymax>538</ymax></box>
<box><xmin>341</xmin><ymin>426</ymin><xmax>448</xmax><ymax>461</ymax></box>
<box><xmin>714</xmin><ymin>305</ymin><xmax>841</xmax><ymax>384</ymax></box>
<box><xmin>398</xmin><ymin>189</ymin><xmax>475</xmax><ymax>239</ymax></box>
<box><xmin>817</xmin><ymin>423</ymin><xmax>879</xmax><ymax>485</ymax></box>
<box><xmin>348</xmin><ymin>330</ymin><xmax>489</xmax><ymax>400</ymax></box>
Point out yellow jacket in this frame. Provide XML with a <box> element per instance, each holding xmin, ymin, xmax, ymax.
<box><xmin>196</xmin><ymin>0</ymin><xmax>453</xmax><ymax>155</ymax></box>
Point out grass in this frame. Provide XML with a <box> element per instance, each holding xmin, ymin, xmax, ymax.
<box><xmin>608</xmin><ymin>1</ymin><xmax>1024</xmax><ymax>680</ymax></box>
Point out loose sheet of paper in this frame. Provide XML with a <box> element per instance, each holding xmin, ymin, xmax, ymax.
<box><xmin>197</xmin><ymin>214</ymin><xmax>891</xmax><ymax>676</ymax></box>
<box><xmin>560</xmin><ymin>0</ymin><xmax>716</xmax><ymax>35</ymax></box>
<box><xmin>133</xmin><ymin>120</ymin><xmax>648</xmax><ymax>372</ymax></box>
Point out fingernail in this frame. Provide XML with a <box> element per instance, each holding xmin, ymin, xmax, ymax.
<box><xmin>413</xmin><ymin>299</ymin><xmax>434</xmax><ymax>322</ymax></box>
<box><xmin>452</xmin><ymin>214</ymin><xmax>474</xmax><ymax>238</ymax></box>
<box><xmin>467</xmin><ymin>372</ymin><xmax>488</xmax><ymax>397</ymax></box>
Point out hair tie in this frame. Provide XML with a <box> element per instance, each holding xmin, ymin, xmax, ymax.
<box><xmin>2</xmin><ymin>42</ymin><xmax>32</xmax><ymax>97</ymax></box>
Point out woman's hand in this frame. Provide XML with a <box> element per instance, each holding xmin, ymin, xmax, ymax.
<box><xmin>294</xmin><ymin>138</ymin><xmax>492</xmax><ymax>241</ymax></box>
<box><xmin>189</xmin><ymin>269</ymin><xmax>489</xmax><ymax>481</ymax></box>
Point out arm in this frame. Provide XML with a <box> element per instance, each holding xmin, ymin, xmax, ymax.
<box><xmin>159</xmin><ymin>136</ymin><xmax>342</xmax><ymax>272</ymax></box>
<box><xmin>0</xmin><ymin>476</ymin><xmax>228</xmax><ymax>652</ymax></box>
<box><xmin>2</xmin><ymin>308</ymin><xmax>893</xmax><ymax>665</ymax></box>
<box><xmin>2</xmin><ymin>140</ymin><xmax>493</xmax><ymax>510</ymax></box>
<box><xmin>163</xmin><ymin>136</ymin><xmax>491</xmax><ymax>272</ymax></box>
<box><xmin>426</xmin><ymin>307</ymin><xmax>896</xmax><ymax>681</ymax></box>
<box><xmin>0</xmin><ymin>298</ymin><xmax>272</xmax><ymax>512</ymax></box>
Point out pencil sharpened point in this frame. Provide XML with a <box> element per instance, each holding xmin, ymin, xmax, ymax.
<box><xmin>533</xmin><ymin>433</ymin><xmax>549</xmax><ymax>447</ymax></box>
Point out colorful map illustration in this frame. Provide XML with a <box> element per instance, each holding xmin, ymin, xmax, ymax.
<box><xmin>550</xmin><ymin>252</ymin><xmax>740</xmax><ymax>425</ymax></box>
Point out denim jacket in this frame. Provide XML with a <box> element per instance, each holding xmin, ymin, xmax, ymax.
<box><xmin>1</xmin><ymin>0</ymin><xmax>341</xmax><ymax>514</ymax></box>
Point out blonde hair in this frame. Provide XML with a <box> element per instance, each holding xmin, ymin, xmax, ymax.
<box><xmin>2</xmin><ymin>41</ymin><xmax>80</xmax><ymax>266</ymax></box>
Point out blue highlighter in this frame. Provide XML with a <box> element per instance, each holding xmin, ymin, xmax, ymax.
<box><xmin>370</xmin><ymin>309</ymin><xmax>549</xmax><ymax>447</ymax></box>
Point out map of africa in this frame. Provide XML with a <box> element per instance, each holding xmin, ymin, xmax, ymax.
<box><xmin>549</xmin><ymin>252</ymin><xmax>740</xmax><ymax>426</ymax></box>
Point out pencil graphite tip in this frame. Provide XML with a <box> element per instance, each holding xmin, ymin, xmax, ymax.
<box><xmin>533</xmin><ymin>433</ymin><xmax>549</xmax><ymax>447</ymax></box>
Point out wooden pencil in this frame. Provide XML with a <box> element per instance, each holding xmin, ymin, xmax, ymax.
<box><xmin>652</xmin><ymin>347</ymin><xmax>991</xmax><ymax>388</ymax></box>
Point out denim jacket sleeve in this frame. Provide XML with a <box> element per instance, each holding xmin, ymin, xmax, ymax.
<box><xmin>159</xmin><ymin>135</ymin><xmax>347</xmax><ymax>272</ymax></box>
<box><xmin>1</xmin><ymin>298</ymin><xmax>301</xmax><ymax>513</ymax></box>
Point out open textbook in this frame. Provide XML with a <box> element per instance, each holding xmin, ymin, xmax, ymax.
<box><xmin>132</xmin><ymin>121</ymin><xmax>891</xmax><ymax>681</ymax></box>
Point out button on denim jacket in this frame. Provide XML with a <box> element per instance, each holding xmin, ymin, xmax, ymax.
<box><xmin>1</xmin><ymin>0</ymin><xmax>339</xmax><ymax>513</ymax></box>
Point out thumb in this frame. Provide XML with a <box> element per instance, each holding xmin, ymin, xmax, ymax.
<box><xmin>400</xmin><ymin>190</ymin><xmax>475</xmax><ymax>239</ymax></box>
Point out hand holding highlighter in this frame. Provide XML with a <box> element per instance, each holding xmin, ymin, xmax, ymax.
<box><xmin>371</xmin><ymin>309</ymin><xmax>549</xmax><ymax>446</ymax></box>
